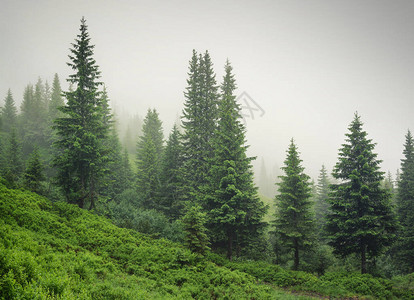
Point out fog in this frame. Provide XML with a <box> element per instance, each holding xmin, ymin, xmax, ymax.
<box><xmin>2</xmin><ymin>0</ymin><xmax>414</xmax><ymax>182</ymax></box>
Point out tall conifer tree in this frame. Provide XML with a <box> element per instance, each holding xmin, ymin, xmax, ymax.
<box><xmin>274</xmin><ymin>139</ymin><xmax>314</xmax><ymax>270</ymax></box>
<box><xmin>315</xmin><ymin>164</ymin><xmax>330</xmax><ymax>241</ymax></box>
<box><xmin>181</xmin><ymin>50</ymin><xmax>219</xmax><ymax>202</ymax></box>
<box><xmin>136</xmin><ymin>109</ymin><xmax>164</xmax><ymax>210</ymax></box>
<box><xmin>49</xmin><ymin>73</ymin><xmax>64</xmax><ymax>122</ymax></box>
<box><xmin>159</xmin><ymin>125</ymin><xmax>185</xmax><ymax>220</ymax></box>
<box><xmin>395</xmin><ymin>130</ymin><xmax>414</xmax><ymax>272</ymax></box>
<box><xmin>204</xmin><ymin>61</ymin><xmax>267</xmax><ymax>260</ymax></box>
<box><xmin>2</xmin><ymin>129</ymin><xmax>23</xmax><ymax>187</ymax></box>
<box><xmin>1</xmin><ymin>89</ymin><xmax>17</xmax><ymax>134</ymax></box>
<box><xmin>54</xmin><ymin>17</ymin><xmax>109</xmax><ymax>209</ymax></box>
<box><xmin>327</xmin><ymin>113</ymin><xmax>396</xmax><ymax>273</ymax></box>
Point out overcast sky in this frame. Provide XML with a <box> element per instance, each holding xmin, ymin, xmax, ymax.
<box><xmin>1</xmin><ymin>0</ymin><xmax>414</xmax><ymax>180</ymax></box>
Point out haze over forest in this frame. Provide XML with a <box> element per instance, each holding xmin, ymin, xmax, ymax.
<box><xmin>2</xmin><ymin>0</ymin><xmax>414</xmax><ymax>183</ymax></box>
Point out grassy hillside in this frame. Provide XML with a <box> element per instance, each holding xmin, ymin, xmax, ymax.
<box><xmin>0</xmin><ymin>182</ymin><xmax>300</xmax><ymax>299</ymax></box>
<box><xmin>1</xmin><ymin>183</ymin><xmax>413</xmax><ymax>299</ymax></box>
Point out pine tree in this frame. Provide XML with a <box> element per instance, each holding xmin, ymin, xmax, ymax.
<box><xmin>327</xmin><ymin>113</ymin><xmax>396</xmax><ymax>274</ymax></box>
<box><xmin>181</xmin><ymin>50</ymin><xmax>219</xmax><ymax>201</ymax></box>
<box><xmin>204</xmin><ymin>61</ymin><xmax>267</xmax><ymax>260</ymax></box>
<box><xmin>44</xmin><ymin>80</ymin><xmax>51</xmax><ymax>111</ymax></box>
<box><xmin>23</xmin><ymin>147</ymin><xmax>45</xmax><ymax>194</ymax></box>
<box><xmin>20</xmin><ymin>84</ymin><xmax>34</xmax><ymax>115</ymax></box>
<box><xmin>383</xmin><ymin>171</ymin><xmax>396</xmax><ymax>204</ymax></box>
<box><xmin>54</xmin><ymin>17</ymin><xmax>109</xmax><ymax>209</ymax></box>
<box><xmin>2</xmin><ymin>129</ymin><xmax>23</xmax><ymax>187</ymax></box>
<box><xmin>1</xmin><ymin>89</ymin><xmax>17</xmax><ymax>134</ymax></box>
<box><xmin>19</xmin><ymin>79</ymin><xmax>48</xmax><ymax>156</ymax></box>
<box><xmin>45</xmin><ymin>73</ymin><xmax>65</xmax><ymax>178</ymax></box>
<box><xmin>49</xmin><ymin>73</ymin><xmax>64</xmax><ymax>122</ymax></box>
<box><xmin>102</xmin><ymin>119</ymin><xmax>131</xmax><ymax>201</ymax></box>
<box><xmin>395</xmin><ymin>130</ymin><xmax>414</xmax><ymax>272</ymax></box>
<box><xmin>274</xmin><ymin>139</ymin><xmax>314</xmax><ymax>270</ymax></box>
<box><xmin>315</xmin><ymin>164</ymin><xmax>330</xmax><ymax>241</ymax></box>
<box><xmin>136</xmin><ymin>109</ymin><xmax>164</xmax><ymax>210</ymax></box>
<box><xmin>159</xmin><ymin>125</ymin><xmax>185</xmax><ymax>220</ymax></box>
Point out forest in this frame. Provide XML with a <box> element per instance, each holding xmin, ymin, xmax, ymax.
<box><xmin>1</xmin><ymin>18</ymin><xmax>414</xmax><ymax>299</ymax></box>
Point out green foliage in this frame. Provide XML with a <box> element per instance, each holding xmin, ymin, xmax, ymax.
<box><xmin>2</xmin><ymin>128</ymin><xmax>23</xmax><ymax>187</ymax></box>
<box><xmin>135</xmin><ymin>109</ymin><xmax>164</xmax><ymax>210</ymax></box>
<box><xmin>53</xmin><ymin>18</ymin><xmax>110</xmax><ymax>209</ymax></box>
<box><xmin>314</xmin><ymin>164</ymin><xmax>330</xmax><ymax>242</ymax></box>
<box><xmin>23</xmin><ymin>147</ymin><xmax>45</xmax><ymax>194</ymax></box>
<box><xmin>327</xmin><ymin>113</ymin><xmax>396</xmax><ymax>274</ymax></box>
<box><xmin>19</xmin><ymin>79</ymin><xmax>49</xmax><ymax>157</ymax></box>
<box><xmin>181</xmin><ymin>50</ymin><xmax>219</xmax><ymax>200</ymax></box>
<box><xmin>100</xmin><ymin>118</ymin><xmax>132</xmax><ymax>202</ymax></box>
<box><xmin>274</xmin><ymin>139</ymin><xmax>315</xmax><ymax>271</ymax></box>
<box><xmin>110</xmin><ymin>192</ymin><xmax>184</xmax><ymax>242</ymax></box>
<box><xmin>48</xmin><ymin>73</ymin><xmax>64</xmax><ymax>122</ymax></box>
<box><xmin>159</xmin><ymin>125</ymin><xmax>186</xmax><ymax>220</ymax></box>
<box><xmin>208</xmin><ymin>255</ymin><xmax>414</xmax><ymax>299</ymax></box>
<box><xmin>1</xmin><ymin>89</ymin><xmax>17</xmax><ymax>134</ymax></box>
<box><xmin>182</xmin><ymin>204</ymin><xmax>210</xmax><ymax>255</ymax></box>
<box><xmin>0</xmin><ymin>182</ymin><xmax>277</xmax><ymax>299</ymax></box>
<box><xmin>395</xmin><ymin>130</ymin><xmax>414</xmax><ymax>272</ymax></box>
<box><xmin>204</xmin><ymin>60</ymin><xmax>267</xmax><ymax>261</ymax></box>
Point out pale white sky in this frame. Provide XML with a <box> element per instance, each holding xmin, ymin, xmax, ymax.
<box><xmin>1</xmin><ymin>0</ymin><xmax>414</xmax><ymax>180</ymax></box>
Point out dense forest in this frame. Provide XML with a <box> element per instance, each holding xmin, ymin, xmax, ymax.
<box><xmin>1</xmin><ymin>18</ymin><xmax>414</xmax><ymax>299</ymax></box>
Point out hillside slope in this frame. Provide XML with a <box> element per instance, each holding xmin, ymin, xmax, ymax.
<box><xmin>2</xmin><ymin>183</ymin><xmax>413</xmax><ymax>299</ymax></box>
<box><xmin>0</xmin><ymin>183</ymin><xmax>282</xmax><ymax>299</ymax></box>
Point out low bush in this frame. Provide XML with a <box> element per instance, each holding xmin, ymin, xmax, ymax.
<box><xmin>0</xmin><ymin>183</ymin><xmax>272</xmax><ymax>299</ymax></box>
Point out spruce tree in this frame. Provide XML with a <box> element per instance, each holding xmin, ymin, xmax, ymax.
<box><xmin>327</xmin><ymin>113</ymin><xmax>396</xmax><ymax>274</ymax></box>
<box><xmin>136</xmin><ymin>109</ymin><xmax>164</xmax><ymax>210</ymax></box>
<box><xmin>48</xmin><ymin>73</ymin><xmax>64</xmax><ymax>122</ymax></box>
<box><xmin>383</xmin><ymin>171</ymin><xmax>396</xmax><ymax>204</ymax></box>
<box><xmin>19</xmin><ymin>79</ymin><xmax>48</xmax><ymax>156</ymax></box>
<box><xmin>395</xmin><ymin>130</ymin><xmax>414</xmax><ymax>272</ymax></box>
<box><xmin>2</xmin><ymin>129</ymin><xmax>23</xmax><ymax>187</ymax></box>
<box><xmin>44</xmin><ymin>80</ymin><xmax>51</xmax><ymax>111</ymax></box>
<box><xmin>1</xmin><ymin>89</ymin><xmax>17</xmax><ymax>134</ymax></box>
<box><xmin>159</xmin><ymin>125</ymin><xmax>185</xmax><ymax>220</ymax></box>
<box><xmin>274</xmin><ymin>139</ymin><xmax>314</xmax><ymax>270</ymax></box>
<box><xmin>102</xmin><ymin>120</ymin><xmax>130</xmax><ymax>201</ymax></box>
<box><xmin>23</xmin><ymin>147</ymin><xmax>45</xmax><ymax>194</ymax></box>
<box><xmin>54</xmin><ymin>17</ymin><xmax>109</xmax><ymax>209</ymax></box>
<box><xmin>46</xmin><ymin>74</ymin><xmax>64</xmax><ymax>177</ymax></box>
<box><xmin>181</xmin><ymin>50</ymin><xmax>219</xmax><ymax>201</ymax></box>
<box><xmin>315</xmin><ymin>164</ymin><xmax>330</xmax><ymax>241</ymax></box>
<box><xmin>204</xmin><ymin>61</ymin><xmax>267</xmax><ymax>260</ymax></box>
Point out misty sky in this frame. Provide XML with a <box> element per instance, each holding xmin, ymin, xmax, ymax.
<box><xmin>1</xmin><ymin>0</ymin><xmax>414</xmax><ymax>181</ymax></box>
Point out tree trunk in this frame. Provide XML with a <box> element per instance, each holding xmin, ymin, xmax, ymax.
<box><xmin>361</xmin><ymin>243</ymin><xmax>367</xmax><ymax>274</ymax></box>
<box><xmin>293</xmin><ymin>239</ymin><xmax>299</xmax><ymax>271</ymax></box>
